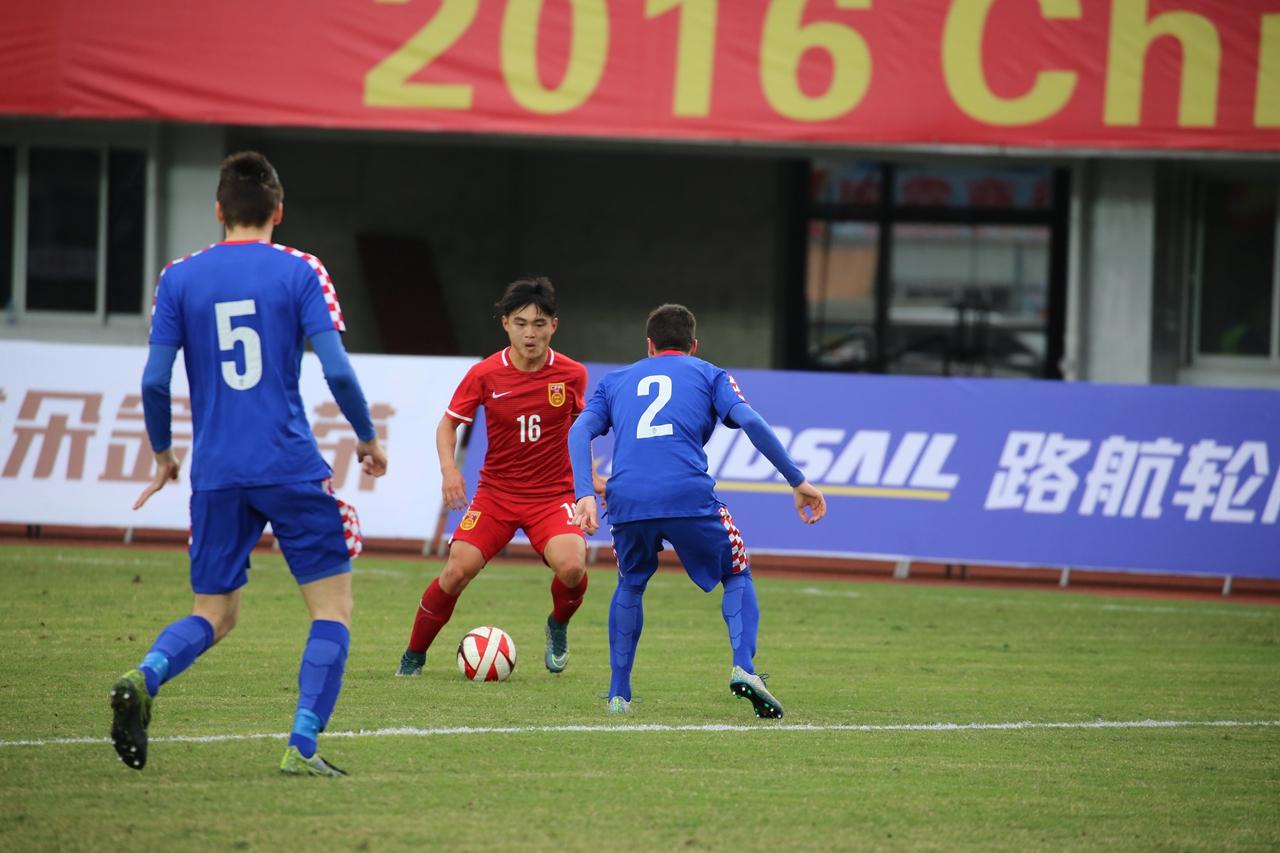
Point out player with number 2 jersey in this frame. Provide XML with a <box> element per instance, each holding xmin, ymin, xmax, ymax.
<box><xmin>397</xmin><ymin>277</ymin><xmax>595</xmax><ymax>678</ymax></box>
<box><xmin>568</xmin><ymin>304</ymin><xmax>826</xmax><ymax>719</ymax></box>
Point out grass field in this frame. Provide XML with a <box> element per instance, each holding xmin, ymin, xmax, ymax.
<box><xmin>0</xmin><ymin>543</ymin><xmax>1277</xmax><ymax>851</ymax></box>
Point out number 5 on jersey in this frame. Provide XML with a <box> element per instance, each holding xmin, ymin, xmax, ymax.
<box><xmin>636</xmin><ymin>374</ymin><xmax>673</xmax><ymax>439</ymax></box>
<box><xmin>215</xmin><ymin>299</ymin><xmax>262</xmax><ymax>390</ymax></box>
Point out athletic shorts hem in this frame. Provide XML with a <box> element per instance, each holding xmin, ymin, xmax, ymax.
<box><xmin>295</xmin><ymin>560</ymin><xmax>353</xmax><ymax>586</ymax></box>
<box><xmin>191</xmin><ymin>577</ymin><xmax>250</xmax><ymax>596</ymax></box>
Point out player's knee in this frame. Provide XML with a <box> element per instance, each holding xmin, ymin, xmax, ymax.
<box><xmin>316</xmin><ymin>595</ymin><xmax>353</xmax><ymax>626</ymax></box>
<box><xmin>619</xmin><ymin>578</ymin><xmax>648</xmax><ymax>597</ymax></box>
<box><xmin>441</xmin><ymin>561</ymin><xmax>480</xmax><ymax>594</ymax></box>
<box><xmin>555</xmin><ymin>560</ymin><xmax>586</xmax><ymax>587</ymax></box>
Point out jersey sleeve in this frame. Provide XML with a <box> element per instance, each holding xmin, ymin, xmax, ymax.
<box><xmin>445</xmin><ymin>364</ymin><xmax>485</xmax><ymax>424</ymax></box>
<box><xmin>711</xmin><ymin>368</ymin><xmax>749</xmax><ymax>426</ymax></box>
<box><xmin>295</xmin><ymin>254</ymin><xmax>347</xmax><ymax>338</ymax></box>
<box><xmin>580</xmin><ymin>377</ymin><xmax>613</xmax><ymax>432</ymax></box>
<box><xmin>148</xmin><ymin>270</ymin><xmax>183</xmax><ymax>347</ymax></box>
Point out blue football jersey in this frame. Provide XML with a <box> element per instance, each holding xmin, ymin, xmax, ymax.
<box><xmin>583</xmin><ymin>352</ymin><xmax>748</xmax><ymax>523</ymax></box>
<box><xmin>149</xmin><ymin>241</ymin><xmax>343</xmax><ymax>491</ymax></box>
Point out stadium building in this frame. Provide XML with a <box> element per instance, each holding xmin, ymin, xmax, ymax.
<box><xmin>0</xmin><ymin>2</ymin><xmax>1276</xmax><ymax>389</ymax></box>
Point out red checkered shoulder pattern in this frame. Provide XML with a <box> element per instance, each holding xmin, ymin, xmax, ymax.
<box><xmin>727</xmin><ymin>374</ymin><xmax>747</xmax><ymax>403</ymax></box>
<box><xmin>323</xmin><ymin>480</ymin><xmax>363</xmax><ymax>558</ymax></box>
<box><xmin>152</xmin><ymin>244</ymin><xmax>215</xmax><ymax>318</ymax></box>
<box><xmin>718</xmin><ymin>506</ymin><xmax>749</xmax><ymax>574</ymax></box>
<box><xmin>160</xmin><ymin>243</ymin><xmax>214</xmax><ymax>275</ymax></box>
<box><xmin>272</xmin><ymin>243</ymin><xmax>346</xmax><ymax>332</ymax></box>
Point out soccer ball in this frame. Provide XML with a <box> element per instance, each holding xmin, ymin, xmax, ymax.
<box><xmin>456</xmin><ymin>626</ymin><xmax>517</xmax><ymax>682</ymax></box>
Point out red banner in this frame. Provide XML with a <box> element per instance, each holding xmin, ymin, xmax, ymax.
<box><xmin>2</xmin><ymin>0</ymin><xmax>1278</xmax><ymax>151</ymax></box>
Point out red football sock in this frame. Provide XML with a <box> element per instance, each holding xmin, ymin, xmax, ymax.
<box><xmin>550</xmin><ymin>572</ymin><xmax>588</xmax><ymax>624</ymax></box>
<box><xmin>407</xmin><ymin>578</ymin><xmax>459</xmax><ymax>653</ymax></box>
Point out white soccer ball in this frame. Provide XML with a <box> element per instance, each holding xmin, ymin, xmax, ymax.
<box><xmin>456</xmin><ymin>626</ymin><xmax>517</xmax><ymax>682</ymax></box>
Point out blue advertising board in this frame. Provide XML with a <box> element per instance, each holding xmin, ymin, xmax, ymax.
<box><xmin>448</xmin><ymin>365</ymin><xmax>1280</xmax><ymax>580</ymax></box>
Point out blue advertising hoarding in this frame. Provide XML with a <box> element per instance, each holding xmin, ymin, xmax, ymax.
<box><xmin>449</xmin><ymin>365</ymin><xmax>1280</xmax><ymax>580</ymax></box>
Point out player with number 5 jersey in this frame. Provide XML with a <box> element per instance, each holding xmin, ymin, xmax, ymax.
<box><xmin>115</xmin><ymin>151</ymin><xmax>387</xmax><ymax>778</ymax></box>
<box><xmin>397</xmin><ymin>277</ymin><xmax>596</xmax><ymax>678</ymax></box>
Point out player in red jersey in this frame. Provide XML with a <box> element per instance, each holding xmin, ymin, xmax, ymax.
<box><xmin>397</xmin><ymin>277</ymin><xmax>598</xmax><ymax>676</ymax></box>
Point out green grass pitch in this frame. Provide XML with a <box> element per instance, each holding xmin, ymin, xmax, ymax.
<box><xmin>0</xmin><ymin>543</ymin><xmax>1278</xmax><ymax>851</ymax></box>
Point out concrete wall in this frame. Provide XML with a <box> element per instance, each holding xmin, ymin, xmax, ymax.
<box><xmin>1077</xmin><ymin>160</ymin><xmax>1157</xmax><ymax>383</ymax></box>
<box><xmin>231</xmin><ymin>133</ymin><xmax>787</xmax><ymax>368</ymax></box>
<box><xmin>157</xmin><ymin>125</ymin><xmax>226</xmax><ymax>269</ymax></box>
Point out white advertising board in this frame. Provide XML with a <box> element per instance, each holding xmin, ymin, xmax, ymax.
<box><xmin>0</xmin><ymin>341</ymin><xmax>476</xmax><ymax>540</ymax></box>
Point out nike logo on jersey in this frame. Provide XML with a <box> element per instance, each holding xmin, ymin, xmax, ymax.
<box><xmin>491</xmin><ymin>391</ymin><xmax>512</xmax><ymax>398</ymax></box>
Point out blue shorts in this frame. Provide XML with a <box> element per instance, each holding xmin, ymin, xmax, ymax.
<box><xmin>610</xmin><ymin>505</ymin><xmax>750</xmax><ymax>593</ymax></box>
<box><xmin>189</xmin><ymin>480</ymin><xmax>352</xmax><ymax>595</ymax></box>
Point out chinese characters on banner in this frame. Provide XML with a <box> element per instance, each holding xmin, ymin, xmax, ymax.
<box><xmin>0</xmin><ymin>341</ymin><xmax>474</xmax><ymax>538</ymax></box>
<box><xmin>2</xmin><ymin>390</ymin><xmax>385</xmax><ymax>491</ymax></box>
<box><xmin>986</xmin><ymin>431</ymin><xmax>1279</xmax><ymax>524</ymax></box>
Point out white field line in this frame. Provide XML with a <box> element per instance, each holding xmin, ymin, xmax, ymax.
<box><xmin>924</xmin><ymin>595</ymin><xmax>1276</xmax><ymax>618</ymax></box>
<box><xmin>796</xmin><ymin>586</ymin><xmax>861</xmax><ymax>598</ymax></box>
<box><xmin>350</xmin><ymin>567</ymin><xmax>406</xmax><ymax>578</ymax></box>
<box><xmin>3</xmin><ymin>719</ymin><xmax>1278</xmax><ymax>749</ymax></box>
<box><xmin>0</xmin><ymin>553</ymin><xmax>155</xmax><ymax>568</ymax></box>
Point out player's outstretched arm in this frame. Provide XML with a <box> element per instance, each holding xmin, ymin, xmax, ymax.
<box><xmin>730</xmin><ymin>402</ymin><xmax>826</xmax><ymax>524</ymax></box>
<box><xmin>568</xmin><ymin>409</ymin><xmax>608</xmax><ymax>534</ymax></box>
<box><xmin>311</xmin><ymin>331</ymin><xmax>385</xmax><ymax>480</ymax></box>
<box><xmin>436</xmin><ymin>414</ymin><xmax>468</xmax><ymax>511</ymax></box>
<box><xmin>793</xmin><ymin>481</ymin><xmax>827</xmax><ymax>524</ymax></box>
<box><xmin>730</xmin><ymin>403</ymin><xmax>806</xmax><ymax>480</ymax></box>
<box><xmin>134</xmin><ymin>343</ymin><xmax>181</xmax><ymax>510</ymax></box>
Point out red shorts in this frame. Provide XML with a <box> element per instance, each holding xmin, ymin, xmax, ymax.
<box><xmin>450</xmin><ymin>486</ymin><xmax>585</xmax><ymax>563</ymax></box>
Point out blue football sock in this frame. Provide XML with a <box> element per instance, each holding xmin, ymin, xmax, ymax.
<box><xmin>721</xmin><ymin>572</ymin><xmax>760</xmax><ymax>673</ymax></box>
<box><xmin>289</xmin><ymin>620</ymin><xmax>350</xmax><ymax>759</ymax></box>
<box><xmin>608</xmin><ymin>582</ymin><xmax>646</xmax><ymax>702</ymax></box>
<box><xmin>138</xmin><ymin>615</ymin><xmax>215</xmax><ymax>697</ymax></box>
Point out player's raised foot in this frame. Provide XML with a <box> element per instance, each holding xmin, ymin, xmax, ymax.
<box><xmin>109</xmin><ymin>669</ymin><xmax>153</xmax><ymax>770</ymax></box>
<box><xmin>606</xmin><ymin>696</ymin><xmax>631</xmax><ymax>714</ymax></box>
<box><xmin>279</xmin><ymin>746</ymin><xmax>348</xmax><ymax>778</ymax></box>
<box><xmin>396</xmin><ymin>650</ymin><xmax>425</xmax><ymax>677</ymax></box>
<box><xmin>544</xmin><ymin>615</ymin><xmax>569</xmax><ymax>673</ymax></box>
<box><xmin>729</xmin><ymin>665</ymin><xmax>784</xmax><ymax>719</ymax></box>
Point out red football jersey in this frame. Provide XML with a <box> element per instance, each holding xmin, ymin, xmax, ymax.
<box><xmin>446</xmin><ymin>347</ymin><xmax>588</xmax><ymax>499</ymax></box>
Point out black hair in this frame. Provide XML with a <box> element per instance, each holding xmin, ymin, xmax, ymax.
<box><xmin>646</xmin><ymin>303</ymin><xmax>696</xmax><ymax>351</ymax></box>
<box><xmin>495</xmin><ymin>276</ymin><xmax>558</xmax><ymax>318</ymax></box>
<box><xmin>216</xmin><ymin>151</ymin><xmax>283</xmax><ymax>228</ymax></box>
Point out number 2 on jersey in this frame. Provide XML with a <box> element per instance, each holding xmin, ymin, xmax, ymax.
<box><xmin>636</xmin><ymin>374</ymin><xmax>673</xmax><ymax>439</ymax></box>
<box><xmin>215</xmin><ymin>299</ymin><xmax>262</xmax><ymax>390</ymax></box>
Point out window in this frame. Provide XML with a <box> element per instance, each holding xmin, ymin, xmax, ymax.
<box><xmin>802</xmin><ymin>160</ymin><xmax>1066</xmax><ymax>377</ymax></box>
<box><xmin>888</xmin><ymin>223</ymin><xmax>1050</xmax><ymax>376</ymax></box>
<box><xmin>27</xmin><ymin>148</ymin><xmax>100</xmax><ymax>312</ymax></box>
<box><xmin>106</xmin><ymin>150</ymin><xmax>147</xmax><ymax>315</ymax></box>
<box><xmin>1193</xmin><ymin>177</ymin><xmax>1278</xmax><ymax>361</ymax></box>
<box><xmin>807</xmin><ymin>220</ymin><xmax>879</xmax><ymax>368</ymax></box>
<box><xmin>0</xmin><ymin>147</ymin><xmax>13</xmax><ymax>313</ymax></box>
<box><xmin>1</xmin><ymin>143</ymin><xmax>150</xmax><ymax>320</ymax></box>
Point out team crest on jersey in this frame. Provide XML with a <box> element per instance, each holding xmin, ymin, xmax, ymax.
<box><xmin>460</xmin><ymin>509</ymin><xmax>481</xmax><ymax>531</ymax></box>
<box><xmin>547</xmin><ymin>382</ymin><xmax>567</xmax><ymax>408</ymax></box>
